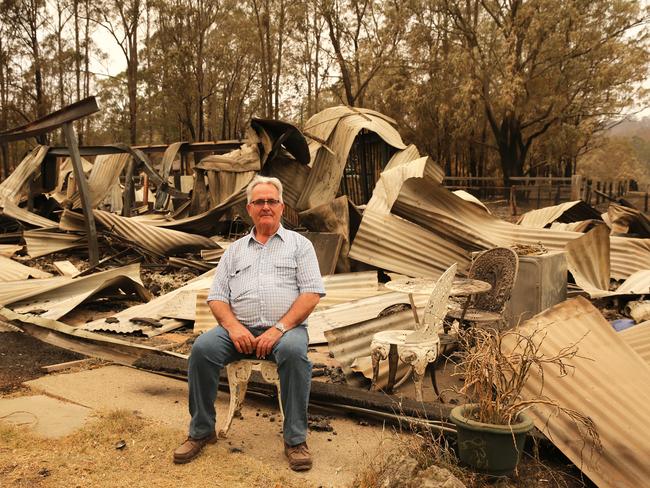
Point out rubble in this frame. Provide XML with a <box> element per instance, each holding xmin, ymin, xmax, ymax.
<box><xmin>0</xmin><ymin>100</ymin><xmax>649</xmax><ymax>488</ymax></box>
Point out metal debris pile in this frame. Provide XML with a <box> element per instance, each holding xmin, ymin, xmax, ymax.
<box><xmin>1</xmin><ymin>101</ymin><xmax>650</xmax><ymax>488</ymax></box>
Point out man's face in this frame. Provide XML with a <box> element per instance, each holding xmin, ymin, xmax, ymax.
<box><xmin>246</xmin><ymin>183</ymin><xmax>284</xmax><ymax>232</ymax></box>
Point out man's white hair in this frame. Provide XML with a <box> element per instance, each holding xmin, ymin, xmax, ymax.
<box><xmin>246</xmin><ymin>175</ymin><xmax>284</xmax><ymax>204</ymax></box>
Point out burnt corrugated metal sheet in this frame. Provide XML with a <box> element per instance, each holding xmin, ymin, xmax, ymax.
<box><xmin>620</xmin><ymin>321</ymin><xmax>650</xmax><ymax>365</ymax></box>
<box><xmin>324</xmin><ymin>309</ymin><xmax>415</xmax><ymax>386</ymax></box>
<box><xmin>566</xmin><ymin>225</ymin><xmax>610</xmax><ymax>293</ymax></box>
<box><xmin>0</xmin><ymin>146</ymin><xmax>48</xmax><ymax>204</ymax></box>
<box><xmin>69</xmin><ymin>153</ymin><xmax>130</xmax><ymax>208</ymax></box>
<box><xmin>518</xmin><ymin>201</ymin><xmax>602</xmax><ymax>228</ymax></box>
<box><xmin>318</xmin><ymin>271</ymin><xmax>382</xmax><ymax>309</ymax></box>
<box><xmin>0</xmin><ymin>244</ymin><xmax>22</xmax><ymax>257</ymax></box>
<box><xmin>2</xmin><ymin>200</ymin><xmax>59</xmax><ymax>228</ymax></box>
<box><xmin>83</xmin><ymin>272</ymin><xmax>214</xmax><ymax>336</ymax></box>
<box><xmin>310</xmin><ymin>291</ymin><xmax>428</xmax><ymax>344</ymax></box>
<box><xmin>297</xmin><ymin>107</ymin><xmax>406</xmax><ymax>210</ymax></box>
<box><xmin>24</xmin><ymin>230</ymin><xmax>86</xmax><ymax>258</ymax></box>
<box><xmin>0</xmin><ymin>256</ymin><xmax>52</xmax><ymax>281</ymax></box>
<box><xmin>349</xmin><ymin>157</ymin><xmax>470</xmax><ymax>278</ymax></box>
<box><xmin>503</xmin><ymin>297</ymin><xmax>650</xmax><ymax>488</ymax></box>
<box><xmin>60</xmin><ymin>209</ymin><xmax>219</xmax><ymax>255</ymax></box>
<box><xmin>391</xmin><ymin>178</ymin><xmax>650</xmax><ymax>279</ymax></box>
<box><xmin>608</xmin><ymin>203</ymin><xmax>650</xmax><ymax>237</ymax></box>
<box><xmin>566</xmin><ymin>226</ymin><xmax>650</xmax><ymax>297</ymax></box>
<box><xmin>5</xmin><ymin>264</ymin><xmax>150</xmax><ymax>320</ymax></box>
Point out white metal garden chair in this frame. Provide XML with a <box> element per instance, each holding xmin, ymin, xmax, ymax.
<box><xmin>370</xmin><ymin>263</ymin><xmax>457</xmax><ymax>402</ymax></box>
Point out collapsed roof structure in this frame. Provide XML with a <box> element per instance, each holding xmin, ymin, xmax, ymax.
<box><xmin>1</xmin><ymin>99</ymin><xmax>650</xmax><ymax>488</ymax></box>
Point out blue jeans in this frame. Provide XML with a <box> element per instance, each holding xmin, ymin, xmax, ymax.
<box><xmin>188</xmin><ymin>325</ymin><xmax>312</xmax><ymax>446</ymax></box>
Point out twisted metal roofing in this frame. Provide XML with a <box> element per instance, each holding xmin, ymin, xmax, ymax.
<box><xmin>391</xmin><ymin>178</ymin><xmax>650</xmax><ymax>279</ymax></box>
<box><xmin>518</xmin><ymin>200</ymin><xmax>602</xmax><ymax>228</ymax></box>
<box><xmin>297</xmin><ymin>106</ymin><xmax>406</xmax><ymax>210</ymax></box>
<box><xmin>24</xmin><ymin>230</ymin><xmax>86</xmax><ymax>258</ymax></box>
<box><xmin>349</xmin><ymin>156</ymin><xmax>470</xmax><ymax>278</ymax></box>
<box><xmin>70</xmin><ymin>153</ymin><xmax>130</xmax><ymax>208</ymax></box>
<box><xmin>503</xmin><ymin>297</ymin><xmax>650</xmax><ymax>488</ymax></box>
<box><xmin>0</xmin><ymin>256</ymin><xmax>52</xmax><ymax>281</ymax></box>
<box><xmin>60</xmin><ymin>209</ymin><xmax>220</xmax><ymax>255</ymax></box>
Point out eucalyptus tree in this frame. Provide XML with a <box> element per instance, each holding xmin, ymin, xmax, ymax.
<box><xmin>442</xmin><ymin>0</ymin><xmax>650</xmax><ymax>186</ymax></box>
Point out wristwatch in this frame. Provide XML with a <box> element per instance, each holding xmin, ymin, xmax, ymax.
<box><xmin>274</xmin><ymin>322</ymin><xmax>287</xmax><ymax>334</ymax></box>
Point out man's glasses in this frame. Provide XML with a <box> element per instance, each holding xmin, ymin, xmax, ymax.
<box><xmin>250</xmin><ymin>199</ymin><xmax>282</xmax><ymax>208</ymax></box>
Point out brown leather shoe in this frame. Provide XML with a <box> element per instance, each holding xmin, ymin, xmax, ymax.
<box><xmin>284</xmin><ymin>441</ymin><xmax>312</xmax><ymax>471</ymax></box>
<box><xmin>173</xmin><ymin>431</ymin><xmax>217</xmax><ymax>464</ymax></box>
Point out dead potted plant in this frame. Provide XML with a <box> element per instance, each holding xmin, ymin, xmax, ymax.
<box><xmin>448</xmin><ymin>326</ymin><xmax>600</xmax><ymax>476</ymax></box>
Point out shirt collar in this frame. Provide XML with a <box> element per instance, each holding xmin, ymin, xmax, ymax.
<box><xmin>246</xmin><ymin>224</ymin><xmax>286</xmax><ymax>245</ymax></box>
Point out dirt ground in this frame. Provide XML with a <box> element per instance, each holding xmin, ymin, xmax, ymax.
<box><xmin>0</xmin><ymin>332</ymin><xmax>85</xmax><ymax>394</ymax></box>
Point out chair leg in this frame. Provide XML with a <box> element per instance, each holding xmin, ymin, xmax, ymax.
<box><xmin>427</xmin><ymin>361</ymin><xmax>442</xmax><ymax>401</ymax></box>
<box><xmin>387</xmin><ymin>344</ymin><xmax>399</xmax><ymax>393</ymax></box>
<box><xmin>370</xmin><ymin>350</ymin><xmax>381</xmax><ymax>391</ymax></box>
<box><xmin>219</xmin><ymin>362</ymin><xmax>252</xmax><ymax>438</ymax></box>
<box><xmin>410</xmin><ymin>358</ymin><xmax>429</xmax><ymax>403</ymax></box>
<box><xmin>259</xmin><ymin>361</ymin><xmax>284</xmax><ymax>422</ymax></box>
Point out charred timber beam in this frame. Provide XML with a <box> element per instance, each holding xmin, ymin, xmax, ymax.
<box><xmin>63</xmin><ymin>122</ymin><xmax>99</xmax><ymax>266</ymax></box>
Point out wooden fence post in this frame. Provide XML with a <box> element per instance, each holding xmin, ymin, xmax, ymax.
<box><xmin>571</xmin><ymin>174</ymin><xmax>583</xmax><ymax>201</ymax></box>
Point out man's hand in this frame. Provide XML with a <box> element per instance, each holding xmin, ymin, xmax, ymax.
<box><xmin>228</xmin><ymin>324</ymin><xmax>258</xmax><ymax>354</ymax></box>
<box><xmin>255</xmin><ymin>327</ymin><xmax>283</xmax><ymax>358</ymax></box>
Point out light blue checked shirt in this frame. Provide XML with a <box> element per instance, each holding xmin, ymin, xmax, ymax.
<box><xmin>207</xmin><ymin>225</ymin><xmax>326</xmax><ymax>329</ymax></box>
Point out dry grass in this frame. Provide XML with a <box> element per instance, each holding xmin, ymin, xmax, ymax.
<box><xmin>0</xmin><ymin>409</ymin><xmax>311</xmax><ymax>488</ymax></box>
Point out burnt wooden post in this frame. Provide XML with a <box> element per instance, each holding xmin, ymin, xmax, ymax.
<box><xmin>63</xmin><ymin>121</ymin><xmax>99</xmax><ymax>266</ymax></box>
<box><xmin>122</xmin><ymin>156</ymin><xmax>136</xmax><ymax>217</ymax></box>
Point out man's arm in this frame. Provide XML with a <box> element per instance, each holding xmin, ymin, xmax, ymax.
<box><xmin>209</xmin><ymin>300</ymin><xmax>257</xmax><ymax>354</ymax></box>
<box><xmin>255</xmin><ymin>292</ymin><xmax>320</xmax><ymax>358</ymax></box>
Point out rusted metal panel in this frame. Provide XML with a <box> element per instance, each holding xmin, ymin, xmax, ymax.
<box><xmin>60</xmin><ymin>209</ymin><xmax>220</xmax><ymax>256</ymax></box>
<box><xmin>68</xmin><ymin>153</ymin><xmax>130</xmax><ymax>208</ymax></box>
<box><xmin>518</xmin><ymin>200</ymin><xmax>602</xmax><ymax>228</ymax></box>
<box><xmin>297</xmin><ymin>107</ymin><xmax>406</xmax><ymax>210</ymax></box>
<box><xmin>23</xmin><ymin>230</ymin><xmax>86</xmax><ymax>258</ymax></box>
<box><xmin>349</xmin><ymin>157</ymin><xmax>470</xmax><ymax>277</ymax></box>
<box><xmin>502</xmin><ymin>297</ymin><xmax>650</xmax><ymax>488</ymax></box>
<box><xmin>391</xmin><ymin>177</ymin><xmax>650</xmax><ymax>279</ymax></box>
<box><xmin>4</xmin><ymin>264</ymin><xmax>150</xmax><ymax>320</ymax></box>
<box><xmin>0</xmin><ymin>146</ymin><xmax>48</xmax><ymax>205</ymax></box>
<box><xmin>0</xmin><ymin>256</ymin><xmax>53</xmax><ymax>281</ymax></box>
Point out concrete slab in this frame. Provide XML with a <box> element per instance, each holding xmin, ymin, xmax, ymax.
<box><xmin>25</xmin><ymin>365</ymin><xmax>399</xmax><ymax>488</ymax></box>
<box><xmin>0</xmin><ymin>394</ymin><xmax>91</xmax><ymax>438</ymax></box>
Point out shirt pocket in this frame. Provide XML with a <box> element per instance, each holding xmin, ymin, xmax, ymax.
<box><xmin>274</xmin><ymin>258</ymin><xmax>298</xmax><ymax>285</ymax></box>
<box><xmin>229</xmin><ymin>262</ymin><xmax>253</xmax><ymax>300</ymax></box>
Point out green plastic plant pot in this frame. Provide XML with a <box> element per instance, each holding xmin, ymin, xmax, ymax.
<box><xmin>449</xmin><ymin>403</ymin><xmax>534</xmax><ymax>476</ymax></box>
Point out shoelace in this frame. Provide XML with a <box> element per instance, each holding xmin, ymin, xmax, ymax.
<box><xmin>290</xmin><ymin>444</ymin><xmax>309</xmax><ymax>455</ymax></box>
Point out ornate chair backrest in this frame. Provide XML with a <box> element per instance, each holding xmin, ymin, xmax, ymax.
<box><xmin>469</xmin><ymin>247</ymin><xmax>519</xmax><ymax>313</ymax></box>
<box><xmin>419</xmin><ymin>262</ymin><xmax>457</xmax><ymax>335</ymax></box>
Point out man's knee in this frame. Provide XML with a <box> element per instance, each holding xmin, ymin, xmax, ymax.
<box><xmin>275</xmin><ymin>333</ymin><xmax>308</xmax><ymax>364</ymax></box>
